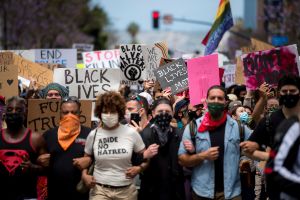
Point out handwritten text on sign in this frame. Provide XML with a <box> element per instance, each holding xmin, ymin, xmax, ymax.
<box><xmin>35</xmin><ymin>49</ymin><xmax>77</xmax><ymax>68</ymax></box>
<box><xmin>119</xmin><ymin>44</ymin><xmax>145</xmax><ymax>84</ymax></box>
<box><xmin>154</xmin><ymin>58</ymin><xmax>188</xmax><ymax>95</ymax></box>
<box><xmin>53</xmin><ymin>68</ymin><xmax>121</xmax><ymax>100</ymax></box>
<box><xmin>27</xmin><ymin>99</ymin><xmax>92</xmax><ymax>133</ymax></box>
<box><xmin>241</xmin><ymin>44</ymin><xmax>300</xmax><ymax>90</ymax></box>
<box><xmin>82</xmin><ymin>49</ymin><xmax>120</xmax><ymax>68</ymax></box>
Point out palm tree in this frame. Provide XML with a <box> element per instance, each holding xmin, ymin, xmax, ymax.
<box><xmin>127</xmin><ymin>22</ymin><xmax>139</xmax><ymax>43</ymax></box>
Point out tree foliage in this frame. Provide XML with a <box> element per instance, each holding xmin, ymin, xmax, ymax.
<box><xmin>0</xmin><ymin>0</ymin><xmax>109</xmax><ymax>49</ymax></box>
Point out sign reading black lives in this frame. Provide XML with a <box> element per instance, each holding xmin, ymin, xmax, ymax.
<box><xmin>119</xmin><ymin>44</ymin><xmax>145</xmax><ymax>85</ymax></box>
<box><xmin>154</xmin><ymin>58</ymin><xmax>188</xmax><ymax>95</ymax></box>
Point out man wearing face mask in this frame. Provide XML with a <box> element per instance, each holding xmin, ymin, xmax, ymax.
<box><xmin>178</xmin><ymin>85</ymin><xmax>252</xmax><ymax>200</ymax></box>
<box><xmin>240</xmin><ymin>75</ymin><xmax>300</xmax><ymax>199</ymax></box>
<box><xmin>241</xmin><ymin>75</ymin><xmax>300</xmax><ymax>156</ymax></box>
<box><xmin>39</xmin><ymin>96</ymin><xmax>91</xmax><ymax>200</ymax></box>
<box><xmin>0</xmin><ymin>96</ymin><xmax>47</xmax><ymax>200</ymax></box>
<box><xmin>125</xmin><ymin>95</ymin><xmax>149</xmax><ymax>132</ymax></box>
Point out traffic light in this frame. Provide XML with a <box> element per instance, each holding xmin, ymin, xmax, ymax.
<box><xmin>152</xmin><ymin>11</ymin><xmax>159</xmax><ymax>29</ymax></box>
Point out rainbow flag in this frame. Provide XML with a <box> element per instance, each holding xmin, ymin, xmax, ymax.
<box><xmin>202</xmin><ymin>0</ymin><xmax>233</xmax><ymax>55</ymax></box>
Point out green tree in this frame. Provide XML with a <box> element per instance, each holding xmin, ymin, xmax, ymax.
<box><xmin>127</xmin><ymin>22</ymin><xmax>139</xmax><ymax>43</ymax></box>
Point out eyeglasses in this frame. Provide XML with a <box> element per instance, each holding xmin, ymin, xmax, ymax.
<box><xmin>130</xmin><ymin>95</ymin><xmax>144</xmax><ymax>108</ymax></box>
<box><xmin>47</xmin><ymin>92</ymin><xmax>61</xmax><ymax>97</ymax></box>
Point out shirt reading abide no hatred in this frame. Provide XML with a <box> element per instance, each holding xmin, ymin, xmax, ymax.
<box><xmin>84</xmin><ymin>124</ymin><xmax>145</xmax><ymax>186</ymax></box>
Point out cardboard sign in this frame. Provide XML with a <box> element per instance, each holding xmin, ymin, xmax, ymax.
<box><xmin>119</xmin><ymin>44</ymin><xmax>145</xmax><ymax>85</ymax></box>
<box><xmin>142</xmin><ymin>42</ymin><xmax>168</xmax><ymax>81</ymax></box>
<box><xmin>27</xmin><ymin>99</ymin><xmax>92</xmax><ymax>133</ymax></box>
<box><xmin>0</xmin><ymin>53</ymin><xmax>18</xmax><ymax>99</ymax></box>
<box><xmin>0</xmin><ymin>50</ymin><xmax>35</xmax><ymax>61</ymax></box>
<box><xmin>53</xmin><ymin>68</ymin><xmax>121</xmax><ymax>100</ymax></box>
<box><xmin>154</xmin><ymin>58</ymin><xmax>188</xmax><ymax>95</ymax></box>
<box><xmin>241</xmin><ymin>44</ymin><xmax>300</xmax><ymax>90</ymax></box>
<box><xmin>13</xmin><ymin>54</ymin><xmax>53</xmax><ymax>87</ymax></box>
<box><xmin>72</xmin><ymin>43</ymin><xmax>94</xmax><ymax>52</ymax></box>
<box><xmin>187</xmin><ymin>54</ymin><xmax>220</xmax><ymax>105</ymax></box>
<box><xmin>222</xmin><ymin>64</ymin><xmax>236</xmax><ymax>88</ymax></box>
<box><xmin>82</xmin><ymin>49</ymin><xmax>120</xmax><ymax>69</ymax></box>
<box><xmin>34</xmin><ymin>49</ymin><xmax>77</xmax><ymax>68</ymax></box>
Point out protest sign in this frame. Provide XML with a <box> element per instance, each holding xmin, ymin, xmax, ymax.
<box><xmin>142</xmin><ymin>42</ymin><xmax>168</xmax><ymax>81</ymax></box>
<box><xmin>0</xmin><ymin>52</ymin><xmax>18</xmax><ymax>99</ymax></box>
<box><xmin>154</xmin><ymin>58</ymin><xmax>188</xmax><ymax>95</ymax></box>
<box><xmin>82</xmin><ymin>49</ymin><xmax>120</xmax><ymax>69</ymax></box>
<box><xmin>187</xmin><ymin>54</ymin><xmax>219</xmax><ymax>105</ymax></box>
<box><xmin>119</xmin><ymin>44</ymin><xmax>145</xmax><ymax>85</ymax></box>
<box><xmin>0</xmin><ymin>50</ymin><xmax>35</xmax><ymax>61</ymax></box>
<box><xmin>27</xmin><ymin>99</ymin><xmax>92</xmax><ymax>133</ymax></box>
<box><xmin>222</xmin><ymin>64</ymin><xmax>236</xmax><ymax>88</ymax></box>
<box><xmin>38</xmin><ymin>63</ymin><xmax>64</xmax><ymax>71</ymax></box>
<box><xmin>53</xmin><ymin>68</ymin><xmax>121</xmax><ymax>100</ymax></box>
<box><xmin>13</xmin><ymin>54</ymin><xmax>53</xmax><ymax>87</ymax></box>
<box><xmin>72</xmin><ymin>43</ymin><xmax>94</xmax><ymax>52</ymax></box>
<box><xmin>241</xmin><ymin>44</ymin><xmax>300</xmax><ymax>90</ymax></box>
<box><xmin>34</xmin><ymin>49</ymin><xmax>77</xmax><ymax>68</ymax></box>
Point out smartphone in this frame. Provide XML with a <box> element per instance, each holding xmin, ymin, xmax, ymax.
<box><xmin>130</xmin><ymin>113</ymin><xmax>141</xmax><ymax>125</ymax></box>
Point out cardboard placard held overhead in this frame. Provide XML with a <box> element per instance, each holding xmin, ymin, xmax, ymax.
<box><xmin>27</xmin><ymin>99</ymin><xmax>92</xmax><ymax>133</ymax></box>
<box><xmin>119</xmin><ymin>44</ymin><xmax>145</xmax><ymax>85</ymax></box>
<box><xmin>34</xmin><ymin>49</ymin><xmax>77</xmax><ymax>68</ymax></box>
<box><xmin>241</xmin><ymin>44</ymin><xmax>300</xmax><ymax>90</ymax></box>
<box><xmin>53</xmin><ymin>68</ymin><xmax>121</xmax><ymax>100</ymax></box>
<box><xmin>0</xmin><ymin>52</ymin><xmax>18</xmax><ymax>99</ymax></box>
<box><xmin>187</xmin><ymin>54</ymin><xmax>220</xmax><ymax>105</ymax></box>
<box><xmin>236</xmin><ymin>38</ymin><xmax>274</xmax><ymax>85</ymax></box>
<box><xmin>82</xmin><ymin>49</ymin><xmax>120</xmax><ymax>69</ymax></box>
<box><xmin>13</xmin><ymin>54</ymin><xmax>53</xmax><ymax>87</ymax></box>
<box><xmin>154</xmin><ymin>58</ymin><xmax>188</xmax><ymax>95</ymax></box>
<box><xmin>222</xmin><ymin>64</ymin><xmax>236</xmax><ymax>88</ymax></box>
<box><xmin>141</xmin><ymin>42</ymin><xmax>168</xmax><ymax>81</ymax></box>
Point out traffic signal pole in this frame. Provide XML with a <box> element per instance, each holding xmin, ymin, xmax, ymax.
<box><xmin>164</xmin><ymin>16</ymin><xmax>250</xmax><ymax>41</ymax></box>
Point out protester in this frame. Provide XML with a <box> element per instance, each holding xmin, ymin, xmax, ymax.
<box><xmin>178</xmin><ymin>85</ymin><xmax>251</xmax><ymax>200</ymax></box>
<box><xmin>37</xmin><ymin>96</ymin><xmax>91</xmax><ymax>200</ymax></box>
<box><xmin>82</xmin><ymin>91</ymin><xmax>158</xmax><ymax>200</ymax></box>
<box><xmin>139</xmin><ymin>97</ymin><xmax>185</xmax><ymax>200</ymax></box>
<box><xmin>173</xmin><ymin>98</ymin><xmax>190</xmax><ymax>129</ymax></box>
<box><xmin>240</xmin><ymin>75</ymin><xmax>300</xmax><ymax>199</ymax></box>
<box><xmin>39</xmin><ymin>83</ymin><xmax>69</xmax><ymax>99</ymax></box>
<box><xmin>0</xmin><ymin>96</ymin><xmax>46</xmax><ymax>200</ymax></box>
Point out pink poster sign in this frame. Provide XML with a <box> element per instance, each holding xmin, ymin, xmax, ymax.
<box><xmin>187</xmin><ymin>54</ymin><xmax>220</xmax><ymax>105</ymax></box>
<box><xmin>241</xmin><ymin>44</ymin><xmax>300</xmax><ymax>90</ymax></box>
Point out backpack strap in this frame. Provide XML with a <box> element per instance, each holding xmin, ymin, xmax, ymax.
<box><xmin>238</xmin><ymin>120</ymin><xmax>245</xmax><ymax>142</ymax></box>
<box><xmin>189</xmin><ymin>119</ymin><xmax>197</xmax><ymax>148</ymax></box>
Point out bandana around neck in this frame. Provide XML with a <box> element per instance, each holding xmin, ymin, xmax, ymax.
<box><xmin>198</xmin><ymin>111</ymin><xmax>227</xmax><ymax>132</ymax></box>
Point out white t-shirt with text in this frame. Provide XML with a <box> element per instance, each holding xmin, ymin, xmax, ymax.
<box><xmin>84</xmin><ymin>124</ymin><xmax>145</xmax><ymax>186</ymax></box>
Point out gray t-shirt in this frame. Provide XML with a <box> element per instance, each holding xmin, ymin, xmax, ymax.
<box><xmin>85</xmin><ymin>124</ymin><xmax>145</xmax><ymax>186</ymax></box>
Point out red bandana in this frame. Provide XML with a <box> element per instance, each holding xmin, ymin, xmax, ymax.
<box><xmin>198</xmin><ymin>111</ymin><xmax>227</xmax><ymax>132</ymax></box>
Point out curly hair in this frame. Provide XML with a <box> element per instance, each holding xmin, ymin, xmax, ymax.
<box><xmin>94</xmin><ymin>91</ymin><xmax>126</xmax><ymax>120</ymax></box>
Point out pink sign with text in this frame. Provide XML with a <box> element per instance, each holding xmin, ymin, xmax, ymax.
<box><xmin>187</xmin><ymin>54</ymin><xmax>220</xmax><ymax>105</ymax></box>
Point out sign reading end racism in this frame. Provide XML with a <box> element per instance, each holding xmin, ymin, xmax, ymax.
<box><xmin>154</xmin><ymin>58</ymin><xmax>188</xmax><ymax>95</ymax></box>
<box><xmin>53</xmin><ymin>68</ymin><xmax>121</xmax><ymax>100</ymax></box>
<box><xmin>241</xmin><ymin>44</ymin><xmax>300</xmax><ymax>90</ymax></box>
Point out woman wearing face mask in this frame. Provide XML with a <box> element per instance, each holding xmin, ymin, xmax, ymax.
<box><xmin>231</xmin><ymin>105</ymin><xmax>255</xmax><ymax>200</ymax></box>
<box><xmin>139</xmin><ymin>97</ymin><xmax>185</xmax><ymax>200</ymax></box>
<box><xmin>82</xmin><ymin>91</ymin><xmax>158</xmax><ymax>200</ymax></box>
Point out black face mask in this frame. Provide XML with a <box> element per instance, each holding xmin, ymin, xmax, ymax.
<box><xmin>279</xmin><ymin>94</ymin><xmax>300</xmax><ymax>108</ymax></box>
<box><xmin>154</xmin><ymin>112</ymin><xmax>172</xmax><ymax>131</ymax></box>
<box><xmin>188</xmin><ymin>110</ymin><xmax>200</xmax><ymax>121</ymax></box>
<box><xmin>5</xmin><ymin>113</ymin><xmax>24</xmax><ymax>131</ymax></box>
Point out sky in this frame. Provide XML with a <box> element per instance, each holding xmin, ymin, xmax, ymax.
<box><xmin>93</xmin><ymin>0</ymin><xmax>245</xmax><ymax>32</ymax></box>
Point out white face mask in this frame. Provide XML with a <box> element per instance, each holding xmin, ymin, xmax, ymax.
<box><xmin>101</xmin><ymin>113</ymin><xmax>119</xmax><ymax>128</ymax></box>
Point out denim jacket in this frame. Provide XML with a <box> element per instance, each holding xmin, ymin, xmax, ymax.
<box><xmin>178</xmin><ymin>115</ymin><xmax>252</xmax><ymax>199</ymax></box>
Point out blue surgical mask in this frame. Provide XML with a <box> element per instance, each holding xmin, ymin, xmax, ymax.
<box><xmin>239</xmin><ymin>112</ymin><xmax>249</xmax><ymax>124</ymax></box>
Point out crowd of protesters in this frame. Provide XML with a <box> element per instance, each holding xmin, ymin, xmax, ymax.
<box><xmin>1</xmin><ymin>74</ymin><xmax>300</xmax><ymax>200</ymax></box>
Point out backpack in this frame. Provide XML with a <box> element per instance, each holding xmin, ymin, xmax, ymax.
<box><xmin>265</xmin><ymin>116</ymin><xmax>300</xmax><ymax>199</ymax></box>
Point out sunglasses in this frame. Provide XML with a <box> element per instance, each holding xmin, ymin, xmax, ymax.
<box><xmin>62</xmin><ymin>96</ymin><xmax>80</xmax><ymax>104</ymax></box>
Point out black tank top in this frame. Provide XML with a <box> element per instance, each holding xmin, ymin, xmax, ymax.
<box><xmin>0</xmin><ymin>128</ymin><xmax>38</xmax><ymax>200</ymax></box>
